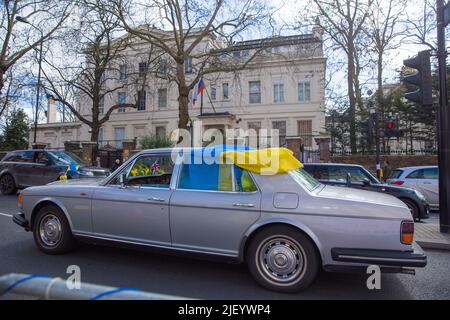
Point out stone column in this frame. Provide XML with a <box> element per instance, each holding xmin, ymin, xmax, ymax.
<box><xmin>122</xmin><ymin>139</ymin><xmax>137</xmax><ymax>161</ymax></box>
<box><xmin>285</xmin><ymin>137</ymin><xmax>303</xmax><ymax>160</ymax></box>
<box><xmin>81</xmin><ymin>142</ymin><xmax>97</xmax><ymax>165</ymax></box>
<box><xmin>32</xmin><ymin>143</ymin><xmax>48</xmax><ymax>150</ymax></box>
<box><xmin>64</xmin><ymin>141</ymin><xmax>80</xmax><ymax>154</ymax></box>
<box><xmin>315</xmin><ymin>136</ymin><xmax>331</xmax><ymax>163</ymax></box>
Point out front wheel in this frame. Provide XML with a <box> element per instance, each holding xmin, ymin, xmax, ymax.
<box><xmin>33</xmin><ymin>205</ymin><xmax>77</xmax><ymax>255</ymax></box>
<box><xmin>246</xmin><ymin>226</ymin><xmax>320</xmax><ymax>293</ymax></box>
<box><xmin>0</xmin><ymin>174</ymin><xmax>17</xmax><ymax>195</ymax></box>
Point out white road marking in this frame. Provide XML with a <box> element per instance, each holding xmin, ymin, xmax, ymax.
<box><xmin>0</xmin><ymin>212</ymin><xmax>13</xmax><ymax>218</ymax></box>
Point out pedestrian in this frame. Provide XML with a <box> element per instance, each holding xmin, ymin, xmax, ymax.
<box><xmin>95</xmin><ymin>156</ymin><xmax>101</xmax><ymax>167</ymax></box>
<box><xmin>383</xmin><ymin>159</ymin><xmax>392</xmax><ymax>182</ymax></box>
<box><xmin>111</xmin><ymin>159</ymin><xmax>121</xmax><ymax>172</ymax></box>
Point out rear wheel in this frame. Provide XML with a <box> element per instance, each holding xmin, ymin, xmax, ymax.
<box><xmin>246</xmin><ymin>226</ymin><xmax>320</xmax><ymax>293</ymax></box>
<box><xmin>401</xmin><ymin>198</ymin><xmax>420</xmax><ymax>221</ymax></box>
<box><xmin>33</xmin><ymin>205</ymin><xmax>77</xmax><ymax>254</ymax></box>
<box><xmin>0</xmin><ymin>174</ymin><xmax>17</xmax><ymax>195</ymax></box>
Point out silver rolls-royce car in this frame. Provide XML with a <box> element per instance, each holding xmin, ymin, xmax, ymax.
<box><xmin>13</xmin><ymin>147</ymin><xmax>427</xmax><ymax>293</ymax></box>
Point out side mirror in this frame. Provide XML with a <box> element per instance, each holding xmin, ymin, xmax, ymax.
<box><xmin>119</xmin><ymin>173</ymin><xmax>128</xmax><ymax>189</ymax></box>
<box><xmin>346</xmin><ymin>173</ymin><xmax>352</xmax><ymax>186</ymax></box>
<box><xmin>362</xmin><ymin>178</ymin><xmax>371</xmax><ymax>187</ymax></box>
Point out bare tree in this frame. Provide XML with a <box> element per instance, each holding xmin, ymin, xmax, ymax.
<box><xmin>41</xmin><ymin>0</ymin><xmax>155</xmax><ymax>146</ymax></box>
<box><xmin>404</xmin><ymin>0</ymin><xmax>438</xmax><ymax>50</ymax></box>
<box><xmin>108</xmin><ymin>0</ymin><xmax>276</xmax><ymax>129</ymax></box>
<box><xmin>366</xmin><ymin>0</ymin><xmax>407</xmax><ymax>150</ymax></box>
<box><xmin>306</xmin><ymin>0</ymin><xmax>373</xmax><ymax>154</ymax></box>
<box><xmin>0</xmin><ymin>0</ymin><xmax>70</xmax><ymax>100</ymax></box>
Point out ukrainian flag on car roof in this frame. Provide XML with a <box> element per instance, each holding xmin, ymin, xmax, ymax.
<box><xmin>66</xmin><ymin>162</ymin><xmax>80</xmax><ymax>174</ymax></box>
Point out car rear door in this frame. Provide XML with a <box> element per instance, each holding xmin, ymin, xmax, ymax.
<box><xmin>169</xmin><ymin>163</ymin><xmax>261</xmax><ymax>257</ymax></box>
<box><xmin>32</xmin><ymin>151</ymin><xmax>61</xmax><ymax>186</ymax></box>
<box><xmin>13</xmin><ymin>151</ymin><xmax>36</xmax><ymax>187</ymax></box>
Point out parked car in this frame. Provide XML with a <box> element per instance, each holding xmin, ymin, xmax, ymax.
<box><xmin>0</xmin><ymin>150</ymin><xmax>110</xmax><ymax>195</ymax></box>
<box><xmin>303</xmin><ymin>163</ymin><xmax>429</xmax><ymax>221</ymax></box>
<box><xmin>13</xmin><ymin>147</ymin><xmax>426</xmax><ymax>293</ymax></box>
<box><xmin>386</xmin><ymin>166</ymin><xmax>439</xmax><ymax>211</ymax></box>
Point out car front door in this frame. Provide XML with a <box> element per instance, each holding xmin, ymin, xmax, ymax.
<box><xmin>170</xmin><ymin>163</ymin><xmax>261</xmax><ymax>257</ymax></box>
<box><xmin>32</xmin><ymin>151</ymin><xmax>61</xmax><ymax>185</ymax></box>
<box><xmin>90</xmin><ymin>154</ymin><xmax>174</xmax><ymax>246</ymax></box>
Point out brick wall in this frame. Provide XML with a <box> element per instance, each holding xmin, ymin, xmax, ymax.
<box><xmin>330</xmin><ymin>155</ymin><xmax>438</xmax><ymax>173</ymax></box>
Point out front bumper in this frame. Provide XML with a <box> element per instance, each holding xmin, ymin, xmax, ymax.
<box><xmin>13</xmin><ymin>212</ymin><xmax>30</xmax><ymax>231</ymax></box>
<box><xmin>331</xmin><ymin>242</ymin><xmax>427</xmax><ymax>268</ymax></box>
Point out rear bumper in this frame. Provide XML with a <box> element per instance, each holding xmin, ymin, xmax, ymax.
<box><xmin>331</xmin><ymin>242</ymin><xmax>427</xmax><ymax>268</ymax></box>
<box><xmin>13</xmin><ymin>212</ymin><xmax>30</xmax><ymax>232</ymax></box>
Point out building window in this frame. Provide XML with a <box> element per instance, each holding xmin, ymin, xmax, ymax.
<box><xmin>249</xmin><ymin>81</ymin><xmax>261</xmax><ymax>104</ymax></box>
<box><xmin>298</xmin><ymin>120</ymin><xmax>313</xmax><ymax>147</ymax></box>
<box><xmin>139</xmin><ymin>62</ymin><xmax>148</xmax><ymax>77</ymax></box>
<box><xmin>119</xmin><ymin>64</ymin><xmax>127</xmax><ymax>80</ymax></box>
<box><xmin>298</xmin><ymin>81</ymin><xmax>311</xmax><ymax>102</ymax></box>
<box><xmin>99</xmin><ymin>97</ymin><xmax>104</xmax><ymax>114</ymax></box>
<box><xmin>158</xmin><ymin>60</ymin><xmax>167</xmax><ymax>76</ymax></box>
<box><xmin>184</xmin><ymin>57</ymin><xmax>193</xmax><ymax>74</ymax></box>
<box><xmin>211</xmin><ymin>85</ymin><xmax>217</xmax><ymax>100</ymax></box>
<box><xmin>158</xmin><ymin>88</ymin><xmax>168</xmax><ymax>109</ymax></box>
<box><xmin>118</xmin><ymin>92</ymin><xmax>126</xmax><ymax>112</ymax></box>
<box><xmin>223</xmin><ymin>83</ymin><xmax>229</xmax><ymax>100</ymax></box>
<box><xmin>272</xmin><ymin>120</ymin><xmax>287</xmax><ymax>147</ymax></box>
<box><xmin>155</xmin><ymin>126</ymin><xmax>166</xmax><ymax>138</ymax></box>
<box><xmin>114</xmin><ymin>127</ymin><xmax>125</xmax><ymax>149</ymax></box>
<box><xmin>99</xmin><ymin>128</ymin><xmax>104</xmax><ymax>148</ymax></box>
<box><xmin>274</xmin><ymin>82</ymin><xmax>284</xmax><ymax>103</ymax></box>
<box><xmin>137</xmin><ymin>90</ymin><xmax>146</xmax><ymax>111</ymax></box>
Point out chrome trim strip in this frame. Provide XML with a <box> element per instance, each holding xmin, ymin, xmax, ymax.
<box><xmin>338</xmin><ymin>255</ymin><xmax>424</xmax><ymax>264</ymax></box>
<box><xmin>73</xmin><ymin>233</ymin><xmax>238</xmax><ymax>258</ymax></box>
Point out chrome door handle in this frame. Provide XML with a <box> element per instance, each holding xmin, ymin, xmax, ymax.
<box><xmin>233</xmin><ymin>203</ymin><xmax>255</xmax><ymax>208</ymax></box>
<box><xmin>148</xmin><ymin>197</ymin><xmax>165</xmax><ymax>202</ymax></box>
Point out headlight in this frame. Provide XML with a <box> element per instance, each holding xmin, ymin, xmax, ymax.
<box><xmin>415</xmin><ymin>190</ymin><xmax>426</xmax><ymax>201</ymax></box>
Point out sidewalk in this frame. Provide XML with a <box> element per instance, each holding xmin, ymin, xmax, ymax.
<box><xmin>415</xmin><ymin>213</ymin><xmax>450</xmax><ymax>250</ymax></box>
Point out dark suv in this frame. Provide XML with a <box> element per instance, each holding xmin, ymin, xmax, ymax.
<box><xmin>303</xmin><ymin>163</ymin><xmax>429</xmax><ymax>221</ymax></box>
<box><xmin>0</xmin><ymin>150</ymin><xmax>110</xmax><ymax>195</ymax></box>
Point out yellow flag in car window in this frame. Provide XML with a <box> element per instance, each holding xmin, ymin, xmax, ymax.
<box><xmin>222</xmin><ymin>148</ymin><xmax>303</xmax><ymax>175</ymax></box>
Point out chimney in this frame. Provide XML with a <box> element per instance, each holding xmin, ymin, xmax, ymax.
<box><xmin>47</xmin><ymin>96</ymin><xmax>57</xmax><ymax>123</ymax></box>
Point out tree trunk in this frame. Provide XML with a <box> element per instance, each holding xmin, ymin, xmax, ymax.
<box><xmin>0</xmin><ymin>70</ymin><xmax>4</xmax><ymax>96</ymax></box>
<box><xmin>176</xmin><ymin>61</ymin><xmax>190</xmax><ymax>130</ymax></box>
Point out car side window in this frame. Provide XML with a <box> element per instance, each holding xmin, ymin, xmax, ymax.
<box><xmin>127</xmin><ymin>155</ymin><xmax>174</xmax><ymax>189</ymax></box>
<box><xmin>10</xmin><ymin>151</ymin><xmax>34</xmax><ymax>163</ymax></box>
<box><xmin>407</xmin><ymin>169</ymin><xmax>424</xmax><ymax>179</ymax></box>
<box><xmin>423</xmin><ymin>168</ymin><xmax>438</xmax><ymax>179</ymax></box>
<box><xmin>328</xmin><ymin>166</ymin><xmax>348</xmax><ymax>183</ymax></box>
<box><xmin>234</xmin><ymin>166</ymin><xmax>257</xmax><ymax>192</ymax></box>
<box><xmin>178</xmin><ymin>163</ymin><xmax>233</xmax><ymax>191</ymax></box>
<box><xmin>347</xmin><ymin>167</ymin><xmax>372</xmax><ymax>183</ymax></box>
<box><xmin>35</xmin><ymin>152</ymin><xmax>50</xmax><ymax>164</ymax></box>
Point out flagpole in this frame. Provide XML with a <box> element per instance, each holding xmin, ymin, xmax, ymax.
<box><xmin>200</xmin><ymin>78</ymin><xmax>204</xmax><ymax>116</ymax></box>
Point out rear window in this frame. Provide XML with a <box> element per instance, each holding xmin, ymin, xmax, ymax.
<box><xmin>407</xmin><ymin>168</ymin><xmax>438</xmax><ymax>179</ymax></box>
<box><xmin>389</xmin><ymin>169</ymin><xmax>403</xmax><ymax>179</ymax></box>
<box><xmin>3</xmin><ymin>151</ymin><xmax>34</xmax><ymax>163</ymax></box>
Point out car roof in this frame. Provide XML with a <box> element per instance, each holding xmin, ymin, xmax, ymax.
<box><xmin>396</xmin><ymin>165</ymin><xmax>438</xmax><ymax>171</ymax></box>
<box><xmin>303</xmin><ymin>163</ymin><xmax>364</xmax><ymax>168</ymax></box>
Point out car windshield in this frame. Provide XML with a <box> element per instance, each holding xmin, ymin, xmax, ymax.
<box><xmin>47</xmin><ymin>151</ymin><xmax>86</xmax><ymax>166</ymax></box>
<box><xmin>290</xmin><ymin>168</ymin><xmax>322</xmax><ymax>192</ymax></box>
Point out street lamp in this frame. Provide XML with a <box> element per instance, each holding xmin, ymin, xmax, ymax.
<box><xmin>15</xmin><ymin>16</ymin><xmax>44</xmax><ymax>145</ymax></box>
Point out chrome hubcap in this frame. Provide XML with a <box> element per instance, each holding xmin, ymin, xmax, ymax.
<box><xmin>258</xmin><ymin>237</ymin><xmax>305</xmax><ymax>284</ymax></box>
<box><xmin>39</xmin><ymin>214</ymin><xmax>62</xmax><ymax>247</ymax></box>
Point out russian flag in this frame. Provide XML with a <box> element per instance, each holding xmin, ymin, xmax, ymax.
<box><xmin>192</xmin><ymin>78</ymin><xmax>206</xmax><ymax>107</ymax></box>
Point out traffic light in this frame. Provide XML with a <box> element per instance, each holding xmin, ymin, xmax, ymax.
<box><xmin>403</xmin><ymin>50</ymin><xmax>433</xmax><ymax>106</ymax></box>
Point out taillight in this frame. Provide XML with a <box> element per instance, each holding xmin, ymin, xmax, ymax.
<box><xmin>401</xmin><ymin>221</ymin><xmax>414</xmax><ymax>245</ymax></box>
<box><xmin>391</xmin><ymin>181</ymin><xmax>404</xmax><ymax>186</ymax></box>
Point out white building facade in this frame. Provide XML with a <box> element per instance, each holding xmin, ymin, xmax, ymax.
<box><xmin>33</xmin><ymin>28</ymin><xmax>327</xmax><ymax>150</ymax></box>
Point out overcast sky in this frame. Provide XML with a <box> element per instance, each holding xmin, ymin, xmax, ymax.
<box><xmin>17</xmin><ymin>0</ymin><xmax>440</xmax><ymax>120</ymax></box>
